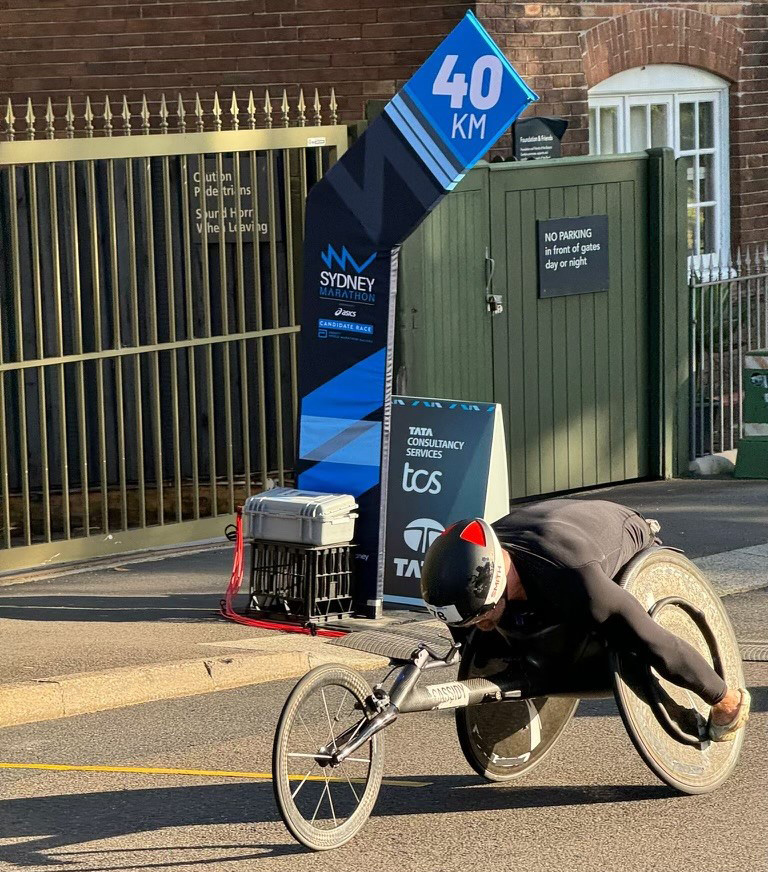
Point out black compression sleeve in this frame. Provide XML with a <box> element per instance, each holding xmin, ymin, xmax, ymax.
<box><xmin>575</xmin><ymin>562</ymin><xmax>727</xmax><ymax>705</ymax></box>
<box><xmin>524</xmin><ymin>559</ymin><xmax>728</xmax><ymax>705</ymax></box>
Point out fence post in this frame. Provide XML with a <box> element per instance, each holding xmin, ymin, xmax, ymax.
<box><xmin>647</xmin><ymin>147</ymin><xmax>689</xmax><ymax>479</ymax></box>
<box><xmin>675</xmin><ymin>157</ymin><xmax>692</xmax><ymax>469</ymax></box>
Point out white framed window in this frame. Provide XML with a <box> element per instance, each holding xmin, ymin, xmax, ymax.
<box><xmin>589</xmin><ymin>65</ymin><xmax>730</xmax><ymax>267</ymax></box>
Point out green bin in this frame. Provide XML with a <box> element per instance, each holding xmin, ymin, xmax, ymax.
<box><xmin>735</xmin><ymin>350</ymin><xmax>768</xmax><ymax>478</ymax></box>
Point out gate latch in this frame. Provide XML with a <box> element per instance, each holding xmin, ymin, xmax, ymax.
<box><xmin>487</xmin><ymin>294</ymin><xmax>504</xmax><ymax>315</ymax></box>
<box><xmin>484</xmin><ymin>247</ymin><xmax>503</xmax><ymax>315</ymax></box>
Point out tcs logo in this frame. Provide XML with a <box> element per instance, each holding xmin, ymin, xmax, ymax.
<box><xmin>402</xmin><ymin>462</ymin><xmax>442</xmax><ymax>494</ymax></box>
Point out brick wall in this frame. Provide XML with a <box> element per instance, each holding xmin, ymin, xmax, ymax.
<box><xmin>477</xmin><ymin>2</ymin><xmax>590</xmax><ymax>155</ymax></box>
<box><xmin>474</xmin><ymin>2</ymin><xmax>768</xmax><ymax>247</ymax></box>
<box><xmin>1</xmin><ymin>1</ymin><xmax>766</xmax><ymax>244</ymax></box>
<box><xmin>0</xmin><ymin>0</ymin><xmax>467</xmax><ymax>126</ymax></box>
<box><xmin>731</xmin><ymin>2</ymin><xmax>768</xmax><ymax>246</ymax></box>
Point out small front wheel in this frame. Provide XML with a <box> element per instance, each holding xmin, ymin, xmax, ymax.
<box><xmin>272</xmin><ymin>664</ymin><xmax>384</xmax><ymax>851</ymax></box>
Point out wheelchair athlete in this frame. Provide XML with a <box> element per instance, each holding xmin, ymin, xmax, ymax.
<box><xmin>420</xmin><ymin>499</ymin><xmax>750</xmax><ymax>742</ymax></box>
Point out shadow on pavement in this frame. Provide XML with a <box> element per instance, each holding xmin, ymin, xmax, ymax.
<box><xmin>0</xmin><ymin>778</ymin><xmax>676</xmax><ymax>867</ymax></box>
<box><xmin>570</xmin><ymin>480</ymin><xmax>768</xmax><ymax>559</ymax></box>
<box><xmin>58</xmin><ymin>844</ymin><xmax>306</xmax><ymax>871</ymax></box>
<box><xmin>0</xmin><ymin>594</ymin><xmax>237</xmax><ymax>623</ymax></box>
<box><xmin>745</xmin><ymin>684</ymin><xmax>768</xmax><ymax>713</ymax></box>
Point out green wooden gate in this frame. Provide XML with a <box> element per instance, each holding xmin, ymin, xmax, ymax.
<box><xmin>397</xmin><ymin>149</ymin><xmax>687</xmax><ymax>499</ymax></box>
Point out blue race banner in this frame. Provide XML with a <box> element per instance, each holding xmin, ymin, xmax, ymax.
<box><xmin>296</xmin><ymin>11</ymin><xmax>537</xmax><ymax>615</ymax></box>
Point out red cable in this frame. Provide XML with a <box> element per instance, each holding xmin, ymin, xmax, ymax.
<box><xmin>219</xmin><ymin>508</ymin><xmax>346</xmax><ymax>638</ymax></box>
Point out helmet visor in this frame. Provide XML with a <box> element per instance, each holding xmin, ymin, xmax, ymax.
<box><xmin>452</xmin><ymin>604</ymin><xmax>499</xmax><ymax>628</ymax></box>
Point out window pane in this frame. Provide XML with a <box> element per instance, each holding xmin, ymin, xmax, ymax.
<box><xmin>699</xmin><ymin>101</ymin><xmax>714</xmax><ymax>149</ymax></box>
<box><xmin>700</xmin><ymin>205</ymin><xmax>716</xmax><ymax>255</ymax></box>
<box><xmin>589</xmin><ymin>107</ymin><xmax>597</xmax><ymax>154</ymax></box>
<box><xmin>699</xmin><ymin>153</ymin><xmax>716</xmax><ymax>202</ymax></box>
<box><xmin>679</xmin><ymin>102</ymin><xmax>695</xmax><ymax>150</ymax></box>
<box><xmin>600</xmin><ymin>107</ymin><xmax>617</xmax><ymax>154</ymax></box>
<box><xmin>630</xmin><ymin>105</ymin><xmax>647</xmax><ymax>151</ymax></box>
<box><xmin>687</xmin><ymin>206</ymin><xmax>698</xmax><ymax>257</ymax></box>
<box><xmin>650</xmin><ymin>104</ymin><xmax>668</xmax><ymax>147</ymax></box>
<box><xmin>679</xmin><ymin>155</ymin><xmax>695</xmax><ymax>202</ymax></box>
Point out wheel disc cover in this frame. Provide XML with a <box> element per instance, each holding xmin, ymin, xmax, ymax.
<box><xmin>457</xmin><ymin>639</ymin><xmax>577</xmax><ymax>778</ymax></box>
<box><xmin>463</xmin><ymin>694</ymin><xmax>577</xmax><ymax>771</ymax></box>
<box><xmin>611</xmin><ymin>550</ymin><xmax>745</xmax><ymax>793</ymax></box>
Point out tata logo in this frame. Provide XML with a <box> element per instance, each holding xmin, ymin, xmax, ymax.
<box><xmin>320</xmin><ymin>244</ymin><xmax>376</xmax><ymax>274</ymax></box>
<box><xmin>402</xmin><ymin>462</ymin><xmax>442</xmax><ymax>494</ymax></box>
<box><xmin>403</xmin><ymin>518</ymin><xmax>444</xmax><ymax>553</ymax></box>
<box><xmin>334</xmin><ymin>307</ymin><xmax>356</xmax><ymax>318</ymax></box>
<box><xmin>395</xmin><ymin>518</ymin><xmax>444</xmax><ymax>577</ymax></box>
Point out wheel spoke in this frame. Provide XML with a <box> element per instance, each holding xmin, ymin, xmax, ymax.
<box><xmin>291</xmin><ymin>764</ymin><xmax>318</xmax><ymax>800</ymax></box>
<box><xmin>332</xmin><ymin>689</ymin><xmax>347</xmax><ymax>727</ymax></box>
<box><xmin>287</xmin><ymin>751</ymin><xmax>370</xmax><ymax>763</ymax></box>
<box><xmin>325</xmin><ymin>772</ymin><xmax>338</xmax><ymax>827</ymax></box>
<box><xmin>342</xmin><ymin>769</ymin><xmax>361</xmax><ymax>803</ymax></box>
<box><xmin>311</xmin><ymin>778</ymin><xmax>330</xmax><ymax>824</ymax></box>
<box><xmin>344</xmin><ymin>717</ymin><xmax>367</xmax><ymax>747</ymax></box>
<box><xmin>321</xmin><ymin>688</ymin><xmax>335</xmax><ymax>744</ymax></box>
<box><xmin>297</xmin><ymin>711</ymin><xmax>320</xmax><ymax>750</ymax></box>
<box><xmin>287</xmin><ymin>752</ymin><xmax>332</xmax><ymax>760</ymax></box>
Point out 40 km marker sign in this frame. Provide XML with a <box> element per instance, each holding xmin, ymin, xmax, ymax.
<box><xmin>399</xmin><ymin>11</ymin><xmax>537</xmax><ymax>171</ymax></box>
<box><xmin>297</xmin><ymin>11</ymin><xmax>535</xmax><ymax>613</ymax></box>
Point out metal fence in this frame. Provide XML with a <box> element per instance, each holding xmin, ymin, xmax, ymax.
<box><xmin>689</xmin><ymin>245</ymin><xmax>768</xmax><ymax>459</ymax></box>
<box><xmin>0</xmin><ymin>89</ymin><xmax>347</xmax><ymax>571</ymax></box>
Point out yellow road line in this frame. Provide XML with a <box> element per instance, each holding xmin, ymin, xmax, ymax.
<box><xmin>0</xmin><ymin>762</ymin><xmax>428</xmax><ymax>788</ymax></box>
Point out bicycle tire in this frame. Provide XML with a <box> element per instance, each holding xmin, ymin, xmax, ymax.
<box><xmin>272</xmin><ymin>664</ymin><xmax>385</xmax><ymax>850</ymax></box>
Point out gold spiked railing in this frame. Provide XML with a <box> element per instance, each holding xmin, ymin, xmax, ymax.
<box><xmin>0</xmin><ymin>89</ymin><xmax>347</xmax><ymax>572</ymax></box>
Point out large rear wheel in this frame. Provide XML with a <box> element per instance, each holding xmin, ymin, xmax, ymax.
<box><xmin>611</xmin><ymin>548</ymin><xmax>746</xmax><ymax>794</ymax></box>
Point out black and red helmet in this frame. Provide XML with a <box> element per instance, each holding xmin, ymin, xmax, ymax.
<box><xmin>420</xmin><ymin>518</ymin><xmax>507</xmax><ymax>626</ymax></box>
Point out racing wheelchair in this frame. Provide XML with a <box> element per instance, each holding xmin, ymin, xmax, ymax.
<box><xmin>271</xmin><ymin>547</ymin><xmax>747</xmax><ymax>851</ymax></box>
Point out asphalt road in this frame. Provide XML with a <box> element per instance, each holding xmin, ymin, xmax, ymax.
<box><xmin>1</xmin><ymin>591</ymin><xmax>766</xmax><ymax>872</ymax></box>
<box><xmin>565</xmin><ymin>478</ymin><xmax>768</xmax><ymax>558</ymax></box>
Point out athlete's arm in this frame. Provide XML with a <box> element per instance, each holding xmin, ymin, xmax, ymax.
<box><xmin>571</xmin><ymin>562</ymin><xmax>727</xmax><ymax>705</ymax></box>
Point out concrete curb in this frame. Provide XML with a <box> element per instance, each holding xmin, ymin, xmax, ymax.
<box><xmin>0</xmin><ymin>645</ymin><xmax>387</xmax><ymax>730</ymax></box>
<box><xmin>694</xmin><ymin>545</ymin><xmax>768</xmax><ymax>597</ymax></box>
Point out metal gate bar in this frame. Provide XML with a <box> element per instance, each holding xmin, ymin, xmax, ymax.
<box><xmin>689</xmin><ymin>246</ymin><xmax>768</xmax><ymax>458</ymax></box>
<box><xmin>0</xmin><ymin>90</ymin><xmax>346</xmax><ymax>571</ymax></box>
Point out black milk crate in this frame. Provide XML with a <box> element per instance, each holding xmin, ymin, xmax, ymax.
<box><xmin>247</xmin><ymin>540</ymin><xmax>354</xmax><ymax>624</ymax></box>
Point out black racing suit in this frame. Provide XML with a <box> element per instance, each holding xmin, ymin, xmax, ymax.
<box><xmin>491</xmin><ymin>499</ymin><xmax>727</xmax><ymax>705</ymax></box>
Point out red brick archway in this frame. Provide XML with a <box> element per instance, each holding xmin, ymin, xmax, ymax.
<box><xmin>581</xmin><ymin>7</ymin><xmax>744</xmax><ymax>88</ymax></box>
